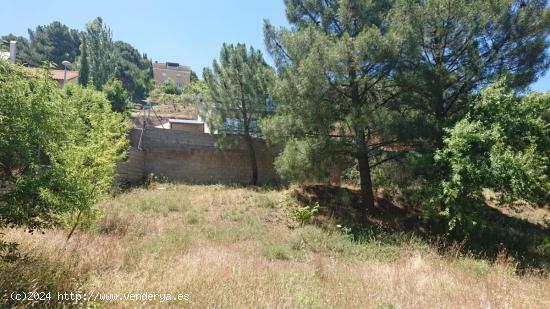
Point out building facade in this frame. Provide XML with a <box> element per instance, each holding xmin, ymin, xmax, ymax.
<box><xmin>153</xmin><ymin>62</ymin><xmax>191</xmax><ymax>88</ymax></box>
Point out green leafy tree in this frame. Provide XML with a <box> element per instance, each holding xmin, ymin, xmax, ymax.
<box><xmin>202</xmin><ymin>43</ymin><xmax>275</xmax><ymax>185</ymax></box>
<box><xmin>103</xmin><ymin>78</ymin><xmax>130</xmax><ymax>113</ymax></box>
<box><xmin>27</xmin><ymin>21</ymin><xmax>81</xmax><ymax>68</ymax></box>
<box><xmin>112</xmin><ymin>41</ymin><xmax>153</xmax><ymax>100</ymax></box>
<box><xmin>148</xmin><ymin>79</ymin><xmax>184</xmax><ymax>110</ymax></box>
<box><xmin>0</xmin><ymin>62</ymin><xmax>129</xmax><ymax>255</ymax></box>
<box><xmin>3</xmin><ymin>19</ymin><xmax>152</xmax><ymax>99</ymax></box>
<box><xmin>159</xmin><ymin>79</ymin><xmax>183</xmax><ymax>95</ymax></box>
<box><xmin>0</xmin><ymin>64</ymin><xmax>66</xmax><ymax>235</ymax></box>
<box><xmin>183</xmin><ymin>80</ymin><xmax>209</xmax><ymax>95</ymax></box>
<box><xmin>434</xmin><ymin>80</ymin><xmax>549</xmax><ymax>234</ymax></box>
<box><xmin>190</xmin><ymin>70</ymin><xmax>199</xmax><ymax>83</ymax></box>
<box><xmin>84</xmin><ymin>17</ymin><xmax>115</xmax><ymax>90</ymax></box>
<box><xmin>58</xmin><ymin>83</ymin><xmax>130</xmax><ymax>236</ymax></box>
<box><xmin>263</xmin><ymin>0</ymin><xmax>413</xmax><ymax>212</ymax></box>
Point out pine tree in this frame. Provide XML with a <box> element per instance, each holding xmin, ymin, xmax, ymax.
<box><xmin>190</xmin><ymin>70</ymin><xmax>199</xmax><ymax>83</ymax></box>
<box><xmin>263</xmin><ymin>0</ymin><xmax>414</xmax><ymax>214</ymax></box>
<box><xmin>397</xmin><ymin>0</ymin><xmax>550</xmax><ymax>148</ymax></box>
<box><xmin>27</xmin><ymin>21</ymin><xmax>81</xmax><ymax>68</ymax></box>
<box><xmin>202</xmin><ymin>43</ymin><xmax>275</xmax><ymax>185</ymax></box>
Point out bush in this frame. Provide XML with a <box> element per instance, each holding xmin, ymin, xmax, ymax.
<box><xmin>290</xmin><ymin>203</ymin><xmax>320</xmax><ymax>225</ymax></box>
<box><xmin>263</xmin><ymin>244</ymin><xmax>292</xmax><ymax>260</ymax></box>
<box><xmin>103</xmin><ymin>78</ymin><xmax>130</xmax><ymax>113</ymax></box>
<box><xmin>273</xmin><ymin>138</ymin><xmax>332</xmax><ymax>183</ymax></box>
<box><xmin>186</xmin><ymin>211</ymin><xmax>200</xmax><ymax>224</ymax></box>
<box><xmin>431</xmin><ymin>80</ymin><xmax>549</xmax><ymax>235</ymax></box>
<box><xmin>183</xmin><ymin>80</ymin><xmax>208</xmax><ymax>95</ymax></box>
<box><xmin>0</xmin><ymin>63</ymin><xmax>129</xmax><ymax>256</ymax></box>
<box><xmin>159</xmin><ymin>79</ymin><xmax>182</xmax><ymax>95</ymax></box>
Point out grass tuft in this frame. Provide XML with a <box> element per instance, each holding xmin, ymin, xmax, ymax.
<box><xmin>264</xmin><ymin>244</ymin><xmax>292</xmax><ymax>260</ymax></box>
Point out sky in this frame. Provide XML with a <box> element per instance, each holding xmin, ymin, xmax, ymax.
<box><xmin>0</xmin><ymin>0</ymin><xmax>548</xmax><ymax>91</ymax></box>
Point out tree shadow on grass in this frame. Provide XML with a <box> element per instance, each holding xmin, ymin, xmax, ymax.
<box><xmin>291</xmin><ymin>185</ymin><xmax>550</xmax><ymax>273</ymax></box>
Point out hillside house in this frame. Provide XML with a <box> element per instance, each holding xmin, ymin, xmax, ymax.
<box><xmin>153</xmin><ymin>61</ymin><xmax>191</xmax><ymax>88</ymax></box>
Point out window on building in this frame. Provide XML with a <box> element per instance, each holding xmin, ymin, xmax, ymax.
<box><xmin>222</xmin><ymin>118</ymin><xmax>261</xmax><ymax>137</ymax></box>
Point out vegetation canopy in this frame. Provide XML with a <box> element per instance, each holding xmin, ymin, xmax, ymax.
<box><xmin>263</xmin><ymin>0</ymin><xmax>416</xmax><ymax>214</ymax></box>
<box><xmin>433</xmin><ymin>79</ymin><xmax>549</xmax><ymax>235</ymax></box>
<box><xmin>0</xmin><ymin>62</ymin><xmax>129</xmax><ymax>257</ymax></box>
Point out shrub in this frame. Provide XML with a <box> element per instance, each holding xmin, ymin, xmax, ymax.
<box><xmin>160</xmin><ymin>79</ymin><xmax>183</xmax><ymax>95</ymax></box>
<box><xmin>290</xmin><ymin>203</ymin><xmax>320</xmax><ymax>225</ymax></box>
<box><xmin>186</xmin><ymin>211</ymin><xmax>200</xmax><ymax>224</ymax></box>
<box><xmin>431</xmin><ymin>80</ymin><xmax>549</xmax><ymax>235</ymax></box>
<box><xmin>103</xmin><ymin>78</ymin><xmax>130</xmax><ymax>113</ymax></box>
<box><xmin>456</xmin><ymin>258</ymin><xmax>492</xmax><ymax>276</ymax></box>
<box><xmin>273</xmin><ymin>138</ymin><xmax>332</xmax><ymax>183</ymax></box>
<box><xmin>263</xmin><ymin>244</ymin><xmax>292</xmax><ymax>260</ymax></box>
<box><xmin>0</xmin><ymin>64</ymin><xmax>129</xmax><ymax>254</ymax></box>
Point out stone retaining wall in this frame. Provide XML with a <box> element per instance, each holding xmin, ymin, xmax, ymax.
<box><xmin>116</xmin><ymin>128</ymin><xmax>280</xmax><ymax>185</ymax></box>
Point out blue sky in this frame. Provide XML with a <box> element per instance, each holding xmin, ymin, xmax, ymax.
<box><xmin>1</xmin><ymin>0</ymin><xmax>548</xmax><ymax>91</ymax></box>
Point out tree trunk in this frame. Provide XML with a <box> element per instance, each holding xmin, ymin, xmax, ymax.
<box><xmin>431</xmin><ymin>79</ymin><xmax>447</xmax><ymax>149</ymax></box>
<box><xmin>357</xmin><ymin>153</ymin><xmax>375</xmax><ymax>220</ymax></box>
<box><xmin>244</xmin><ymin>134</ymin><xmax>259</xmax><ymax>186</ymax></box>
<box><xmin>356</xmin><ymin>129</ymin><xmax>375</xmax><ymax>221</ymax></box>
<box><xmin>348</xmin><ymin>70</ymin><xmax>374</xmax><ymax>219</ymax></box>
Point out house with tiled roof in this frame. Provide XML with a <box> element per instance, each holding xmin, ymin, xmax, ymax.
<box><xmin>49</xmin><ymin>69</ymin><xmax>79</xmax><ymax>87</ymax></box>
<box><xmin>26</xmin><ymin>68</ymin><xmax>79</xmax><ymax>87</ymax></box>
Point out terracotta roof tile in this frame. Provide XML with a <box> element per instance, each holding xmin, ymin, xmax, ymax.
<box><xmin>49</xmin><ymin>69</ymin><xmax>79</xmax><ymax>81</ymax></box>
<box><xmin>25</xmin><ymin>68</ymin><xmax>79</xmax><ymax>81</ymax></box>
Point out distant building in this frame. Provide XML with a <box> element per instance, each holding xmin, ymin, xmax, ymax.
<box><xmin>49</xmin><ymin>70</ymin><xmax>79</xmax><ymax>87</ymax></box>
<box><xmin>168</xmin><ymin>119</ymin><xmax>205</xmax><ymax>133</ymax></box>
<box><xmin>26</xmin><ymin>68</ymin><xmax>79</xmax><ymax>88</ymax></box>
<box><xmin>2</xmin><ymin>40</ymin><xmax>79</xmax><ymax>87</ymax></box>
<box><xmin>153</xmin><ymin>62</ymin><xmax>191</xmax><ymax>88</ymax></box>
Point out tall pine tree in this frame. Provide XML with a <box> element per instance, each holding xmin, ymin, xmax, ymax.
<box><xmin>398</xmin><ymin>0</ymin><xmax>550</xmax><ymax>149</ymax></box>
<box><xmin>27</xmin><ymin>21</ymin><xmax>81</xmax><ymax>68</ymax></box>
<box><xmin>202</xmin><ymin>43</ymin><xmax>275</xmax><ymax>185</ymax></box>
<box><xmin>263</xmin><ymin>0</ymin><xmax>414</xmax><ymax>213</ymax></box>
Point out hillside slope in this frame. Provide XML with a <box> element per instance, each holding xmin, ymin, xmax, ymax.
<box><xmin>2</xmin><ymin>184</ymin><xmax>549</xmax><ymax>308</ymax></box>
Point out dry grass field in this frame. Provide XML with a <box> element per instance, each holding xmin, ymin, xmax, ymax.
<box><xmin>1</xmin><ymin>184</ymin><xmax>549</xmax><ymax>308</ymax></box>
